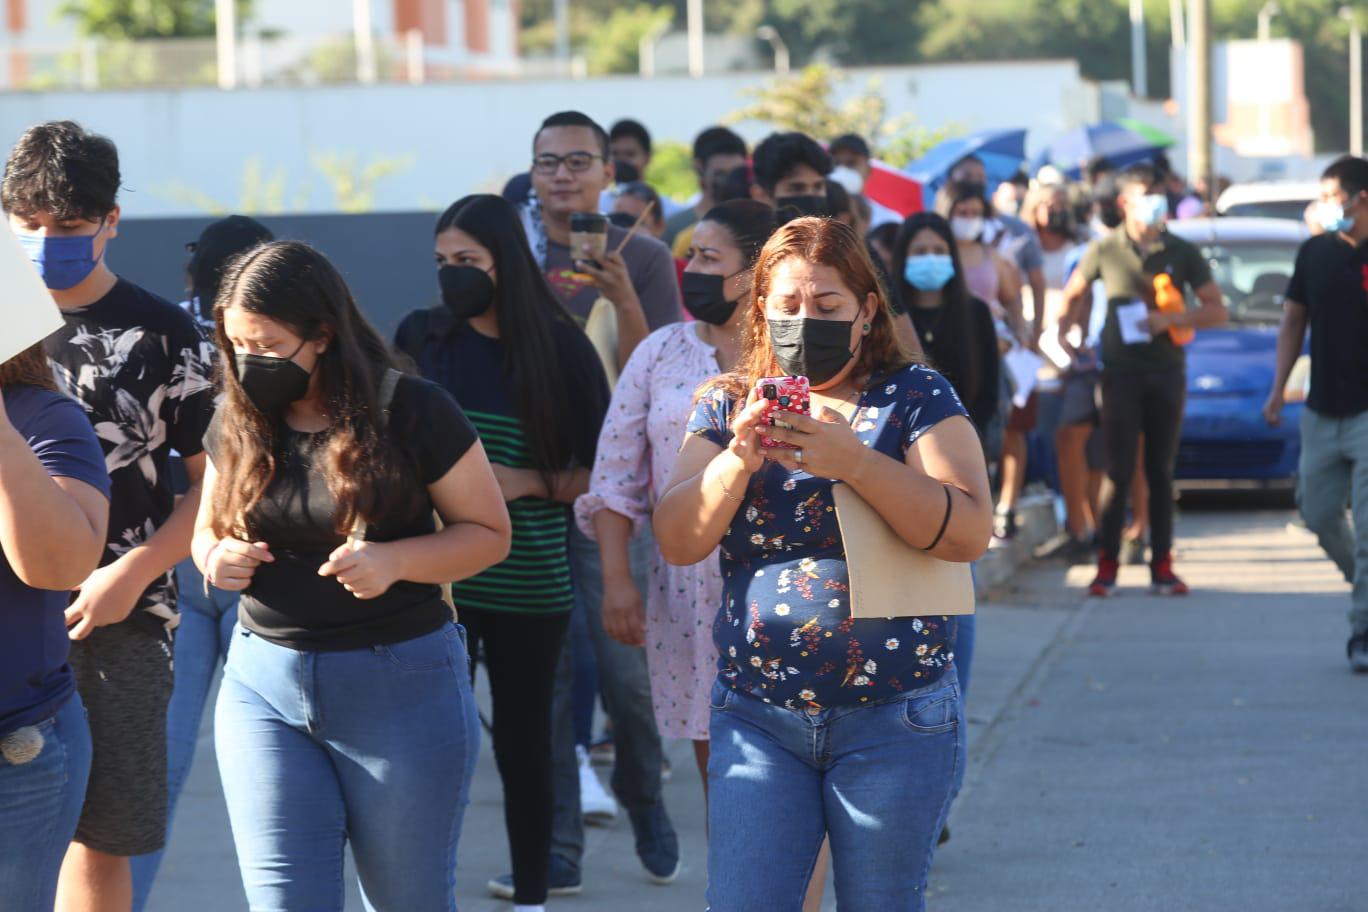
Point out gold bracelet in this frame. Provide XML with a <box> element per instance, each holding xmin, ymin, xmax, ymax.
<box><xmin>718</xmin><ymin>473</ymin><xmax>743</xmax><ymax>503</ymax></box>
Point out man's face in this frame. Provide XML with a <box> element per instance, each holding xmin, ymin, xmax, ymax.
<box><xmin>755</xmin><ymin>163</ymin><xmax>827</xmax><ymax>204</ymax></box>
<box><xmin>699</xmin><ymin>152</ymin><xmax>747</xmax><ymax>201</ymax></box>
<box><xmin>610</xmin><ymin>137</ymin><xmax>649</xmax><ymax>175</ymax></box>
<box><xmin>531</xmin><ymin>126</ymin><xmax>613</xmax><ymax>220</ymax></box>
<box><xmin>831</xmin><ymin>149</ymin><xmax>869</xmax><ymax>179</ymax></box>
<box><xmin>1319</xmin><ymin>177</ymin><xmax>1365</xmax><ymax>231</ymax></box>
<box><xmin>950</xmin><ymin>158</ymin><xmax>987</xmax><ymax>187</ymax></box>
<box><xmin>1120</xmin><ymin>181</ymin><xmax>1167</xmax><ymax>235</ymax></box>
<box><xmin>9</xmin><ymin>208</ymin><xmax>119</xmax><ymax>258</ymax></box>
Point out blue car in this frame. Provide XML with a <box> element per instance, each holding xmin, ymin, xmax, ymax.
<box><xmin>1166</xmin><ymin>218</ymin><xmax>1311</xmax><ymax>488</ymax></box>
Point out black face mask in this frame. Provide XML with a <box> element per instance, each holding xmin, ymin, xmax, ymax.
<box><xmin>766</xmin><ymin>317</ymin><xmax>858</xmax><ymax>386</ymax></box>
<box><xmin>776</xmin><ymin>195</ymin><xmax>830</xmax><ymax>220</ymax></box>
<box><xmin>439</xmin><ymin>265</ymin><xmax>495</xmax><ymax>319</ymax></box>
<box><xmin>1045</xmin><ymin>210</ymin><xmax>1072</xmax><ymax>234</ymax></box>
<box><xmin>681</xmin><ymin>271</ymin><xmax>742</xmax><ymax>325</ymax></box>
<box><xmin>613</xmin><ymin>160</ymin><xmax>642</xmax><ymax>184</ymax></box>
<box><xmin>235</xmin><ymin>339</ymin><xmax>313</xmax><ymax>415</ymax></box>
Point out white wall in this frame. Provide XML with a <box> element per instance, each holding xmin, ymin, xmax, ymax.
<box><xmin>0</xmin><ymin>60</ymin><xmax>1096</xmax><ymax>217</ymax></box>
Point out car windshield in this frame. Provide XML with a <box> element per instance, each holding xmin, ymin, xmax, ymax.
<box><xmin>1199</xmin><ymin>241</ymin><xmax>1298</xmax><ymax>325</ymax></box>
<box><xmin>1222</xmin><ymin>200</ymin><xmax>1310</xmax><ymax>220</ymax></box>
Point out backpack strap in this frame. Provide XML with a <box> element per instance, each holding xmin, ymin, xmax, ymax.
<box><xmin>348</xmin><ymin>368</ymin><xmax>405</xmax><ymax>544</ymax></box>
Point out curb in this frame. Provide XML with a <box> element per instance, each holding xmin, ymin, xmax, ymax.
<box><xmin>975</xmin><ymin>491</ymin><xmax>1058</xmax><ymax>597</ymax></box>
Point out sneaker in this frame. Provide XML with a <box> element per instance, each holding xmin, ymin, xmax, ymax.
<box><xmin>1121</xmin><ymin>537</ymin><xmax>1148</xmax><ymax>566</ymax></box>
<box><xmin>578</xmin><ymin>745</ymin><xmax>618</xmax><ymax>825</ymax></box>
<box><xmin>1348</xmin><ymin>632</ymin><xmax>1368</xmax><ymax>673</ymax></box>
<box><xmin>993</xmin><ymin>508</ymin><xmax>1018</xmax><ymax>540</ymax></box>
<box><xmin>486</xmin><ymin>854</ymin><xmax>582</xmax><ymax>900</ymax></box>
<box><xmin>588</xmin><ymin>735</ymin><xmax>615</xmax><ymax>768</ymax></box>
<box><xmin>1088</xmin><ymin>557</ymin><xmax>1119</xmax><ymax>597</ymax></box>
<box><xmin>1058</xmin><ymin>535</ymin><xmax>1096</xmax><ymax>565</ymax></box>
<box><xmin>629</xmin><ymin>804</ymin><xmax>680</xmax><ymax>885</ymax></box>
<box><xmin>1149</xmin><ymin>555</ymin><xmax>1189</xmax><ymax>596</ymax></box>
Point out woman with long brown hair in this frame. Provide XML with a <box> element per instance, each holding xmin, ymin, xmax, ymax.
<box><xmin>653</xmin><ymin>218</ymin><xmax>992</xmax><ymax>911</ymax></box>
<box><xmin>193</xmin><ymin>241</ymin><xmax>511</xmax><ymax>910</ymax></box>
<box><xmin>0</xmin><ymin>343</ymin><xmax>110</xmax><ymax>910</ymax></box>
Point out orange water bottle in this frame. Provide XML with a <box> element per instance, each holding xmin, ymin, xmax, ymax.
<box><xmin>1154</xmin><ymin>273</ymin><xmax>1194</xmax><ymax>345</ymax></box>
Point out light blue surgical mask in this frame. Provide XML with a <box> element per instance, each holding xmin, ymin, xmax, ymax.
<box><xmin>17</xmin><ymin>220</ymin><xmax>107</xmax><ymax>291</ymax></box>
<box><xmin>1315</xmin><ymin>200</ymin><xmax>1355</xmax><ymax>234</ymax></box>
<box><xmin>903</xmin><ymin>253</ymin><xmax>956</xmax><ymax>291</ymax></box>
<box><xmin>1133</xmin><ymin>194</ymin><xmax>1169</xmax><ymax>228</ymax></box>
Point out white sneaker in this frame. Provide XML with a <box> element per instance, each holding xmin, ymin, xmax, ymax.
<box><xmin>578</xmin><ymin>744</ymin><xmax>617</xmax><ymax>825</ymax></box>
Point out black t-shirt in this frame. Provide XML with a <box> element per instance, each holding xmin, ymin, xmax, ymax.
<box><xmin>910</xmin><ymin>296</ymin><xmax>1001</xmax><ymax>435</ymax></box>
<box><xmin>1286</xmin><ymin>233</ymin><xmax>1368</xmax><ymax>417</ymax></box>
<box><xmin>206</xmin><ymin>375</ymin><xmax>477</xmax><ymax>650</ymax></box>
<box><xmin>44</xmin><ymin>278</ymin><xmax>216</xmax><ymax>633</ymax></box>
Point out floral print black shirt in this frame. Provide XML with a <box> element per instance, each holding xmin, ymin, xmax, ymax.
<box><xmin>687</xmin><ymin>365</ymin><xmax>967</xmax><ymax>709</ymax></box>
<box><xmin>44</xmin><ymin>279</ymin><xmax>216</xmax><ymax>632</ymax></box>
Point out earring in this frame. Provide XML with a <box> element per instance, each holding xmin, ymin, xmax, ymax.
<box><xmin>862</xmin><ymin>322</ymin><xmax>871</xmax><ymax>333</ymax></box>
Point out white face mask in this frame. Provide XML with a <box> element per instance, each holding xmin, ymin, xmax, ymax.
<box><xmin>950</xmin><ymin>216</ymin><xmax>984</xmax><ymax>242</ymax></box>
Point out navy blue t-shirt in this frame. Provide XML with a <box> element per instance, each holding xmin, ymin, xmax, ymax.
<box><xmin>0</xmin><ymin>385</ymin><xmax>111</xmax><ymax>737</ymax></box>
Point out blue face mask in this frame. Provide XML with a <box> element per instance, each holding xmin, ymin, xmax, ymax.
<box><xmin>18</xmin><ymin>220</ymin><xmax>108</xmax><ymax>291</ymax></box>
<box><xmin>1315</xmin><ymin>200</ymin><xmax>1355</xmax><ymax>234</ymax></box>
<box><xmin>1133</xmin><ymin>194</ymin><xmax>1169</xmax><ymax>228</ymax></box>
<box><xmin>903</xmin><ymin>253</ymin><xmax>956</xmax><ymax>291</ymax></box>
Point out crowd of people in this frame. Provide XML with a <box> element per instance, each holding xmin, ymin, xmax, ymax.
<box><xmin>3</xmin><ymin>108</ymin><xmax>1364</xmax><ymax>912</ymax></box>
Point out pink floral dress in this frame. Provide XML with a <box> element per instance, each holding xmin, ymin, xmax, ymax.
<box><xmin>575</xmin><ymin>322</ymin><xmax>723</xmax><ymax>740</ymax></box>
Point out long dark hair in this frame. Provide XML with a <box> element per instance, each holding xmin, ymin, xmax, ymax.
<box><xmin>892</xmin><ymin>211</ymin><xmax>986</xmax><ymax>411</ymax></box>
<box><xmin>699</xmin><ymin>198</ymin><xmax>781</xmax><ymax>267</ymax></box>
<box><xmin>209</xmin><ymin>241</ymin><xmax>414</xmax><ymax>539</ymax></box>
<box><xmin>436</xmin><ymin>194</ymin><xmax>583</xmax><ymax>492</ymax></box>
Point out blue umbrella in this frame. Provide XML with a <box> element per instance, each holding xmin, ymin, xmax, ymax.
<box><xmin>904</xmin><ymin>128</ymin><xmax>1028</xmax><ymax>196</ymax></box>
<box><xmin>1032</xmin><ymin>121</ymin><xmax>1174</xmax><ymax>180</ymax></box>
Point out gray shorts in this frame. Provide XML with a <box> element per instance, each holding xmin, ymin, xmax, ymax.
<box><xmin>1058</xmin><ymin>370</ymin><xmax>1101</xmax><ymax>427</ymax></box>
<box><xmin>69</xmin><ymin>620</ymin><xmax>173</xmax><ymax>856</ymax></box>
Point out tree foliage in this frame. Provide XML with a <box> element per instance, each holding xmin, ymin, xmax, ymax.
<box><xmin>59</xmin><ymin>0</ymin><xmax>253</xmax><ymax>40</ymax></box>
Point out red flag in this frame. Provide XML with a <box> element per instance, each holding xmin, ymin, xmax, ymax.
<box><xmin>863</xmin><ymin>160</ymin><xmax>924</xmax><ymax>218</ymax></box>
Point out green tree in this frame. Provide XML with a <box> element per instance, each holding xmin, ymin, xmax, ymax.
<box><xmin>584</xmin><ymin>4</ymin><xmax>674</xmax><ymax>74</ymax></box>
<box><xmin>726</xmin><ymin>64</ymin><xmax>950</xmax><ymax>166</ymax></box>
<box><xmin>59</xmin><ymin>0</ymin><xmax>253</xmax><ymax>39</ymax></box>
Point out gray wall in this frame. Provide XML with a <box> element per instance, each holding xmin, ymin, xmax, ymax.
<box><xmin>109</xmin><ymin>211</ymin><xmax>442</xmax><ymax>341</ymax></box>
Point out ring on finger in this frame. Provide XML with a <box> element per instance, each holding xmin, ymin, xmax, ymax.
<box><xmin>795</xmin><ymin>448</ymin><xmax>805</xmax><ymax>465</ymax></box>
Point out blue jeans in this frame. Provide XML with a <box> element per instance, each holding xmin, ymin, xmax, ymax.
<box><xmin>550</xmin><ymin>525</ymin><xmax>670</xmax><ymax>865</ymax></box>
<box><xmin>131</xmin><ymin>559</ymin><xmax>239</xmax><ymax>911</ymax></box>
<box><xmin>0</xmin><ymin>694</ymin><xmax>92</xmax><ymax>912</ymax></box>
<box><xmin>215</xmin><ymin>622</ymin><xmax>480</xmax><ymax>912</ymax></box>
<box><xmin>706</xmin><ymin>672</ymin><xmax>962</xmax><ymax>912</ymax></box>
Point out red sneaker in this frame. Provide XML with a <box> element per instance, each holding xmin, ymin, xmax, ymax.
<box><xmin>1150</xmin><ymin>554</ymin><xmax>1189</xmax><ymax>596</ymax></box>
<box><xmin>1088</xmin><ymin>556</ymin><xmax>1119</xmax><ymax>597</ymax></box>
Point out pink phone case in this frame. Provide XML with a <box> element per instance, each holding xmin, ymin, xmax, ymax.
<box><xmin>755</xmin><ymin>376</ymin><xmax>810</xmax><ymax>449</ymax></box>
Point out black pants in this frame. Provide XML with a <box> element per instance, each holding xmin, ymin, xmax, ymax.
<box><xmin>1099</xmin><ymin>369</ymin><xmax>1187</xmax><ymax>564</ymax></box>
<box><xmin>461</xmin><ymin>606</ymin><xmax>570</xmax><ymax>905</ymax></box>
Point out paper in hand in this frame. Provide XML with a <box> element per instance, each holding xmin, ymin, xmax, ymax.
<box><xmin>0</xmin><ymin>221</ymin><xmax>62</xmax><ymax>364</ymax></box>
<box><xmin>1116</xmin><ymin>299</ymin><xmax>1153</xmax><ymax>346</ymax></box>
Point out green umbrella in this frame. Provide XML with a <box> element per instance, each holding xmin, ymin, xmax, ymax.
<box><xmin>1118</xmin><ymin>118</ymin><xmax>1176</xmax><ymax>148</ymax></box>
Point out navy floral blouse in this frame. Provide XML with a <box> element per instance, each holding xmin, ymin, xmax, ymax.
<box><xmin>687</xmin><ymin>364</ymin><xmax>968</xmax><ymax>710</ymax></box>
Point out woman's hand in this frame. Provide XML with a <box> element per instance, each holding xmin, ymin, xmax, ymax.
<box><xmin>601</xmin><ymin>571</ymin><xmax>647</xmax><ymax>647</ymax></box>
<box><xmin>727</xmin><ymin>388</ymin><xmax>768</xmax><ymax>474</ymax></box>
<box><xmin>318</xmin><ymin>540</ymin><xmax>402</xmax><ymax>600</ymax></box>
<box><xmin>760</xmin><ymin>406</ymin><xmax>872</xmax><ymax>482</ymax></box>
<box><xmin>206</xmin><ymin>538</ymin><xmax>273</xmax><ymax>593</ymax></box>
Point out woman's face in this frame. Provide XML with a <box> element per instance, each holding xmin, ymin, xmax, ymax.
<box><xmin>222</xmin><ymin>306</ymin><xmax>326</xmax><ymax>374</ymax></box>
<box><xmin>762</xmin><ymin>257</ymin><xmax>873</xmax><ymax>389</ymax></box>
<box><xmin>686</xmin><ymin>220</ymin><xmax>750</xmax><ymax>301</ymax></box>
<box><xmin>612</xmin><ymin>194</ymin><xmax>665</xmax><ymax>238</ymax></box>
<box><xmin>906</xmin><ymin>227</ymin><xmax>952</xmax><ymax>258</ymax></box>
<box><xmin>950</xmin><ymin>197</ymin><xmax>985</xmax><ymax>221</ymax></box>
<box><xmin>435</xmin><ymin>227</ymin><xmax>497</xmax><ymax>285</ymax></box>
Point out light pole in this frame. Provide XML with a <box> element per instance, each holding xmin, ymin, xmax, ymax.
<box><xmin>1257</xmin><ymin>1</ymin><xmax>1278</xmax><ymax>43</ymax></box>
<box><xmin>1130</xmin><ymin>0</ymin><xmax>1147</xmax><ymax>97</ymax></box>
<box><xmin>756</xmin><ymin>25</ymin><xmax>789</xmax><ymax>76</ymax></box>
<box><xmin>215</xmin><ymin>0</ymin><xmax>237</xmax><ymax>89</ymax></box>
<box><xmin>1188</xmin><ymin>0</ymin><xmax>1212</xmax><ymax>203</ymax></box>
<box><xmin>1342</xmin><ymin>7</ymin><xmax>1363</xmax><ymax>156</ymax></box>
<box><xmin>639</xmin><ymin>19</ymin><xmax>671</xmax><ymax>78</ymax></box>
<box><xmin>353</xmin><ymin>0</ymin><xmax>376</xmax><ymax>84</ymax></box>
<box><xmin>687</xmin><ymin>0</ymin><xmax>704</xmax><ymax>78</ymax></box>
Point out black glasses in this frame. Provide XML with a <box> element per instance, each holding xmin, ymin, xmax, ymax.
<box><xmin>184</xmin><ymin>241</ymin><xmax>197</xmax><ymax>254</ymax></box>
<box><xmin>532</xmin><ymin>152</ymin><xmax>603</xmax><ymax>175</ymax></box>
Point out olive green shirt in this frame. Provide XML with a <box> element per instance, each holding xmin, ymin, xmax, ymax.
<box><xmin>1076</xmin><ymin>229</ymin><xmax>1213</xmax><ymax>374</ymax></box>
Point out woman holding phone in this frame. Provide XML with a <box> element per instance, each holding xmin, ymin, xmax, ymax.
<box><xmin>652</xmin><ymin>217</ymin><xmax>992</xmax><ymax>911</ymax></box>
<box><xmin>394</xmin><ymin>194</ymin><xmax>610</xmax><ymax>911</ymax></box>
<box><xmin>575</xmin><ymin>199</ymin><xmax>780</xmax><ymax>788</ymax></box>
<box><xmin>0</xmin><ymin>343</ymin><xmax>109</xmax><ymax>911</ymax></box>
<box><xmin>196</xmin><ymin>241</ymin><xmax>510</xmax><ymax>910</ymax></box>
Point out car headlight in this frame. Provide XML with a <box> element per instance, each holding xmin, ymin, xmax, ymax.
<box><xmin>1285</xmin><ymin>354</ymin><xmax>1310</xmax><ymax>403</ymax></box>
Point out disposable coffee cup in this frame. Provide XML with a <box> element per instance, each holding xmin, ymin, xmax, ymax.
<box><xmin>569</xmin><ymin>212</ymin><xmax>609</xmax><ymax>268</ymax></box>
